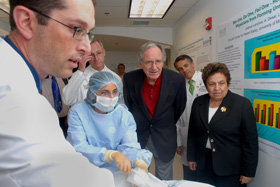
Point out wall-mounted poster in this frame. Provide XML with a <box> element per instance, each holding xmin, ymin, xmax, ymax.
<box><xmin>217</xmin><ymin>0</ymin><xmax>280</xmax><ymax>159</ymax></box>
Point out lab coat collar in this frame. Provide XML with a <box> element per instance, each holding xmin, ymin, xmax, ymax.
<box><xmin>187</xmin><ymin>70</ymin><xmax>200</xmax><ymax>82</ymax></box>
<box><xmin>4</xmin><ymin>36</ymin><xmax>42</xmax><ymax>94</ymax></box>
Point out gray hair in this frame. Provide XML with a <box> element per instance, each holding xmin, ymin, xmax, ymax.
<box><xmin>91</xmin><ymin>38</ymin><xmax>104</xmax><ymax>50</ymax></box>
<box><xmin>138</xmin><ymin>41</ymin><xmax>166</xmax><ymax>63</ymax></box>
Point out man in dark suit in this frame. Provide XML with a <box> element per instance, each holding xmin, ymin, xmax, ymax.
<box><xmin>123</xmin><ymin>41</ymin><xmax>186</xmax><ymax>180</ymax></box>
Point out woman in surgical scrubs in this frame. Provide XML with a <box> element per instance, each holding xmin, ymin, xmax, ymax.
<box><xmin>67</xmin><ymin>71</ymin><xmax>152</xmax><ymax>174</ymax></box>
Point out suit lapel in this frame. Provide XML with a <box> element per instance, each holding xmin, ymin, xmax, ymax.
<box><xmin>152</xmin><ymin>69</ymin><xmax>168</xmax><ymax>121</ymax></box>
<box><xmin>134</xmin><ymin>70</ymin><xmax>151</xmax><ymax>121</ymax></box>
<box><xmin>209</xmin><ymin>90</ymin><xmax>232</xmax><ymax>126</ymax></box>
<box><xmin>198</xmin><ymin>95</ymin><xmax>210</xmax><ymax>129</ymax></box>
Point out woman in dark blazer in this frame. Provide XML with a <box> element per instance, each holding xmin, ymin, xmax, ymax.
<box><xmin>187</xmin><ymin>63</ymin><xmax>258</xmax><ymax>187</ymax></box>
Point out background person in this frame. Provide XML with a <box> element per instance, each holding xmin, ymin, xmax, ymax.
<box><xmin>123</xmin><ymin>41</ymin><xmax>186</xmax><ymax>180</ymax></box>
<box><xmin>117</xmin><ymin>63</ymin><xmax>125</xmax><ymax>80</ymax></box>
<box><xmin>174</xmin><ymin>54</ymin><xmax>207</xmax><ymax>181</ymax></box>
<box><xmin>67</xmin><ymin>71</ymin><xmax>152</xmax><ymax>174</ymax></box>
<box><xmin>0</xmin><ymin>0</ymin><xmax>115</xmax><ymax>186</ymax></box>
<box><xmin>187</xmin><ymin>62</ymin><xmax>258</xmax><ymax>187</ymax></box>
<box><xmin>63</xmin><ymin>39</ymin><xmax>123</xmax><ymax>106</ymax></box>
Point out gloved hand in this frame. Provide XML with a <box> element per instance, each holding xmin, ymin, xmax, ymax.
<box><xmin>111</xmin><ymin>151</ymin><xmax>131</xmax><ymax>174</ymax></box>
<box><xmin>134</xmin><ymin>160</ymin><xmax>148</xmax><ymax>173</ymax></box>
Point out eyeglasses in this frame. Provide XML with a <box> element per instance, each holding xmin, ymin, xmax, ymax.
<box><xmin>29</xmin><ymin>7</ymin><xmax>94</xmax><ymax>43</ymax></box>
<box><xmin>142</xmin><ymin>60</ymin><xmax>163</xmax><ymax>67</ymax></box>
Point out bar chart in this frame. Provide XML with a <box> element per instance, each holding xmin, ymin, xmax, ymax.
<box><xmin>244</xmin><ymin>29</ymin><xmax>280</xmax><ymax>79</ymax></box>
<box><xmin>253</xmin><ymin>99</ymin><xmax>280</xmax><ymax>129</ymax></box>
<box><xmin>251</xmin><ymin>43</ymin><xmax>280</xmax><ymax>73</ymax></box>
<box><xmin>245</xmin><ymin>89</ymin><xmax>280</xmax><ymax>146</ymax></box>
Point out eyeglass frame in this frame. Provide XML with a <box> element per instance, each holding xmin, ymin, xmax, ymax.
<box><xmin>29</xmin><ymin>7</ymin><xmax>94</xmax><ymax>43</ymax></box>
<box><xmin>142</xmin><ymin>60</ymin><xmax>163</xmax><ymax>67</ymax></box>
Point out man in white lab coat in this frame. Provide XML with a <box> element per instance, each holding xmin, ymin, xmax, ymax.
<box><xmin>174</xmin><ymin>55</ymin><xmax>207</xmax><ymax>181</ymax></box>
<box><xmin>63</xmin><ymin>39</ymin><xmax>123</xmax><ymax>106</ymax></box>
<box><xmin>0</xmin><ymin>0</ymin><xmax>114</xmax><ymax>186</ymax></box>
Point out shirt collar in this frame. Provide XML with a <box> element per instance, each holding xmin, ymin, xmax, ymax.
<box><xmin>4</xmin><ymin>36</ymin><xmax>42</xmax><ymax>93</ymax></box>
<box><xmin>188</xmin><ymin>71</ymin><xmax>200</xmax><ymax>82</ymax></box>
<box><xmin>88</xmin><ymin>65</ymin><xmax>106</xmax><ymax>73</ymax></box>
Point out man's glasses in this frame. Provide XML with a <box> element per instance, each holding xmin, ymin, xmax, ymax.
<box><xmin>143</xmin><ymin>60</ymin><xmax>163</xmax><ymax>67</ymax></box>
<box><xmin>29</xmin><ymin>7</ymin><xmax>94</xmax><ymax>43</ymax></box>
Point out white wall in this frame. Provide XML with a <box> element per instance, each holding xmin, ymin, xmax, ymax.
<box><xmin>105</xmin><ymin>51</ymin><xmax>139</xmax><ymax>73</ymax></box>
<box><xmin>172</xmin><ymin>0</ymin><xmax>280</xmax><ymax>186</ymax></box>
<box><xmin>0</xmin><ymin>20</ymin><xmax>10</xmax><ymax>36</ymax></box>
<box><xmin>94</xmin><ymin>27</ymin><xmax>173</xmax><ymax>45</ymax></box>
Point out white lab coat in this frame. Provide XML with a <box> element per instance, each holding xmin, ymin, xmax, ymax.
<box><xmin>63</xmin><ymin>65</ymin><xmax>123</xmax><ymax>106</ymax></box>
<box><xmin>0</xmin><ymin>37</ymin><xmax>115</xmax><ymax>187</ymax></box>
<box><xmin>176</xmin><ymin>71</ymin><xmax>207</xmax><ymax>166</ymax></box>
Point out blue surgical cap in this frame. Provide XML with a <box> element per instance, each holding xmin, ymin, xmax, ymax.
<box><xmin>86</xmin><ymin>71</ymin><xmax>120</xmax><ymax>107</ymax></box>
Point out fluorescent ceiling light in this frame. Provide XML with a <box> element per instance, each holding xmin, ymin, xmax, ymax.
<box><xmin>0</xmin><ymin>0</ymin><xmax>9</xmax><ymax>13</ymax></box>
<box><xmin>129</xmin><ymin>0</ymin><xmax>175</xmax><ymax>19</ymax></box>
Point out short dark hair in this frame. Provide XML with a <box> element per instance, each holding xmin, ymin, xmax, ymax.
<box><xmin>174</xmin><ymin>54</ymin><xmax>193</xmax><ymax>69</ymax></box>
<box><xmin>118</xmin><ymin>64</ymin><xmax>125</xmax><ymax>68</ymax></box>
<box><xmin>9</xmin><ymin>0</ymin><xmax>96</xmax><ymax>31</ymax></box>
<box><xmin>9</xmin><ymin>0</ymin><xmax>66</xmax><ymax>30</ymax></box>
<box><xmin>202</xmin><ymin>62</ymin><xmax>231</xmax><ymax>87</ymax></box>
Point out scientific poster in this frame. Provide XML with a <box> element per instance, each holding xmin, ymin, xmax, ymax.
<box><xmin>177</xmin><ymin>33</ymin><xmax>212</xmax><ymax>71</ymax></box>
<box><xmin>217</xmin><ymin>0</ymin><xmax>280</xmax><ymax>159</ymax></box>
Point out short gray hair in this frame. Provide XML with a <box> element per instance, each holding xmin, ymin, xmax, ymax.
<box><xmin>138</xmin><ymin>41</ymin><xmax>166</xmax><ymax>63</ymax></box>
<box><xmin>91</xmin><ymin>38</ymin><xmax>104</xmax><ymax>50</ymax></box>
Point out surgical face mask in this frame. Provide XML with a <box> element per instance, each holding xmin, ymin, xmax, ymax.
<box><xmin>93</xmin><ymin>95</ymin><xmax>118</xmax><ymax>112</ymax></box>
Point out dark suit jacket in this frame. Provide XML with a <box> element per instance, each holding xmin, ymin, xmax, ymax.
<box><xmin>187</xmin><ymin>90</ymin><xmax>258</xmax><ymax>177</ymax></box>
<box><xmin>123</xmin><ymin>68</ymin><xmax>186</xmax><ymax>162</ymax></box>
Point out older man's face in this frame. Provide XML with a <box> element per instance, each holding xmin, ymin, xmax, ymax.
<box><xmin>89</xmin><ymin>41</ymin><xmax>106</xmax><ymax>71</ymax></box>
<box><xmin>140</xmin><ymin>47</ymin><xmax>163</xmax><ymax>85</ymax></box>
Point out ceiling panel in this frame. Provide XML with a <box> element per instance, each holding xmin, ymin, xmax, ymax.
<box><xmin>95</xmin><ymin>0</ymin><xmax>129</xmax><ymax>7</ymax></box>
<box><xmin>95</xmin><ymin>7</ymin><xmax>128</xmax><ymax>19</ymax></box>
<box><xmin>0</xmin><ymin>0</ymin><xmax>200</xmax><ymax>50</ymax></box>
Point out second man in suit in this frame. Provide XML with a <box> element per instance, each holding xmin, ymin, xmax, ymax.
<box><xmin>123</xmin><ymin>41</ymin><xmax>186</xmax><ymax>180</ymax></box>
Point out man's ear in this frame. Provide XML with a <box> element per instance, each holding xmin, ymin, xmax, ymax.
<box><xmin>13</xmin><ymin>6</ymin><xmax>37</xmax><ymax>40</ymax></box>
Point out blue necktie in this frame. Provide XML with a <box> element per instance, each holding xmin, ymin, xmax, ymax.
<box><xmin>52</xmin><ymin>76</ymin><xmax>63</xmax><ymax>113</ymax></box>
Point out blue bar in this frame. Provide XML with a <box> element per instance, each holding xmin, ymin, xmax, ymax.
<box><xmin>269</xmin><ymin>51</ymin><xmax>276</xmax><ymax>70</ymax></box>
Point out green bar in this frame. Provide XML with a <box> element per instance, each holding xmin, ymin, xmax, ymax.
<box><xmin>261</xmin><ymin>110</ymin><xmax>263</xmax><ymax>124</ymax></box>
<box><xmin>256</xmin><ymin>51</ymin><xmax>261</xmax><ymax>71</ymax></box>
